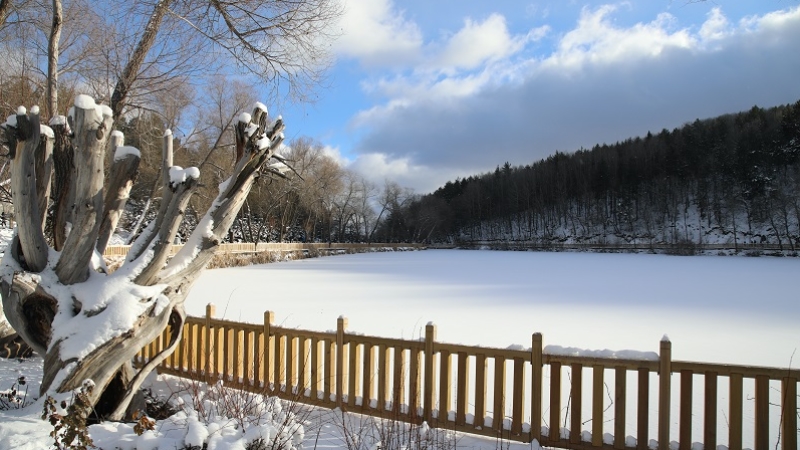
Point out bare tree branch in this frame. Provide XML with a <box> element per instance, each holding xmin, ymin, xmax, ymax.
<box><xmin>110</xmin><ymin>0</ymin><xmax>172</xmax><ymax>120</ymax></box>
<box><xmin>46</xmin><ymin>0</ymin><xmax>61</xmax><ymax>117</ymax></box>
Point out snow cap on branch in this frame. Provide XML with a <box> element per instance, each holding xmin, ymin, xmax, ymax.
<box><xmin>74</xmin><ymin>94</ymin><xmax>96</xmax><ymax>110</ymax></box>
<box><xmin>254</xmin><ymin>102</ymin><xmax>268</xmax><ymax>115</ymax></box>
<box><xmin>257</xmin><ymin>136</ymin><xmax>271</xmax><ymax>150</ymax></box>
<box><xmin>164</xmin><ymin>129</ymin><xmax>172</xmax><ymax>137</ymax></box>
<box><xmin>268</xmin><ymin>162</ymin><xmax>290</xmax><ymax>175</ymax></box>
<box><xmin>114</xmin><ymin>146</ymin><xmax>141</xmax><ymax>161</ymax></box>
<box><xmin>169</xmin><ymin>165</ymin><xmax>200</xmax><ymax>187</ymax></box>
<box><xmin>40</xmin><ymin>125</ymin><xmax>54</xmax><ymax>139</ymax></box>
<box><xmin>50</xmin><ymin>115</ymin><xmax>68</xmax><ymax>127</ymax></box>
<box><xmin>72</xmin><ymin>95</ymin><xmax>113</xmax><ymax>123</ymax></box>
<box><xmin>239</xmin><ymin>112</ymin><xmax>252</xmax><ymax>124</ymax></box>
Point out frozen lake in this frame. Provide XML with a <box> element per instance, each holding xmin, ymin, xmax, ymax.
<box><xmin>186</xmin><ymin>249</ymin><xmax>800</xmax><ymax>369</ymax></box>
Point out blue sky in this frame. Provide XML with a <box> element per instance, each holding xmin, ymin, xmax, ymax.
<box><xmin>276</xmin><ymin>1</ymin><xmax>800</xmax><ymax>194</ymax></box>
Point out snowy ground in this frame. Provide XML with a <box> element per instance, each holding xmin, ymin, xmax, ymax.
<box><xmin>0</xmin><ymin>358</ymin><xmax>535</xmax><ymax>450</ymax></box>
<box><xmin>1</xmin><ymin>248</ymin><xmax>798</xmax><ymax>449</ymax></box>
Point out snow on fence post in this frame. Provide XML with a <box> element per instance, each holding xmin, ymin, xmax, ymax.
<box><xmin>658</xmin><ymin>336</ymin><xmax>672</xmax><ymax>450</ymax></box>
<box><xmin>205</xmin><ymin>304</ymin><xmax>216</xmax><ymax>383</ymax></box>
<box><xmin>336</xmin><ymin>316</ymin><xmax>348</xmax><ymax>407</ymax></box>
<box><xmin>424</xmin><ymin>322</ymin><xmax>437</xmax><ymax>424</ymax></box>
<box><xmin>530</xmin><ymin>333</ymin><xmax>543</xmax><ymax>443</ymax></box>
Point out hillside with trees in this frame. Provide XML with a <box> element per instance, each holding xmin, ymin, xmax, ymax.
<box><xmin>383</xmin><ymin>101</ymin><xmax>800</xmax><ymax>250</ymax></box>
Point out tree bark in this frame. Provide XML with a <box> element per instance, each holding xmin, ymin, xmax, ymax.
<box><xmin>96</xmin><ymin>132</ymin><xmax>140</xmax><ymax>255</ymax></box>
<box><xmin>9</xmin><ymin>110</ymin><xmax>49</xmax><ymax>272</ymax></box>
<box><xmin>50</xmin><ymin>119</ymin><xmax>74</xmax><ymax>251</ymax></box>
<box><xmin>54</xmin><ymin>102</ymin><xmax>112</xmax><ymax>285</ymax></box>
<box><xmin>34</xmin><ymin>129</ymin><xmax>53</xmax><ymax>231</ymax></box>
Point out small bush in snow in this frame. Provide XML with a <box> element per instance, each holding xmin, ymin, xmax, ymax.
<box><xmin>163</xmin><ymin>376</ymin><xmax>309</xmax><ymax>450</ymax></box>
<box><xmin>42</xmin><ymin>380</ymin><xmax>96</xmax><ymax>450</ymax></box>
<box><xmin>0</xmin><ymin>376</ymin><xmax>31</xmax><ymax>410</ymax></box>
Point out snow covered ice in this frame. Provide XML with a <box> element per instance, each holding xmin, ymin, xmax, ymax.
<box><xmin>185</xmin><ymin>250</ymin><xmax>800</xmax><ymax>368</ymax></box>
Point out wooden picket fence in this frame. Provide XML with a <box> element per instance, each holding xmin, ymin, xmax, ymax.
<box><xmin>136</xmin><ymin>305</ymin><xmax>799</xmax><ymax>450</ymax></box>
<box><xmin>104</xmin><ymin>242</ymin><xmax>425</xmax><ymax>257</ymax></box>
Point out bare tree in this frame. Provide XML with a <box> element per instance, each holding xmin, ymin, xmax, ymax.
<box><xmin>0</xmin><ymin>0</ymin><xmax>12</xmax><ymax>28</ymax></box>
<box><xmin>103</xmin><ymin>0</ymin><xmax>342</xmax><ymax>121</ymax></box>
<box><xmin>0</xmin><ymin>96</ymin><xmax>289</xmax><ymax>420</ymax></box>
<box><xmin>369</xmin><ymin>180</ymin><xmax>412</xmax><ymax>243</ymax></box>
<box><xmin>286</xmin><ymin>138</ymin><xmax>345</xmax><ymax>241</ymax></box>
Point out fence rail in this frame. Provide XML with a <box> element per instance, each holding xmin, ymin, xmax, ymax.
<box><xmin>104</xmin><ymin>242</ymin><xmax>426</xmax><ymax>257</ymax></box>
<box><xmin>136</xmin><ymin>305</ymin><xmax>798</xmax><ymax>450</ymax></box>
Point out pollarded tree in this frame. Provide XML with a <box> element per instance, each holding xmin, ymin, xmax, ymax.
<box><xmin>0</xmin><ymin>95</ymin><xmax>288</xmax><ymax>420</ymax></box>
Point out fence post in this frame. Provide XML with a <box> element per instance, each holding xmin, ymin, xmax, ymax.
<box><xmin>658</xmin><ymin>337</ymin><xmax>672</xmax><ymax>450</ymax></box>
<box><xmin>531</xmin><ymin>333</ymin><xmax>543</xmax><ymax>443</ymax></box>
<box><xmin>205</xmin><ymin>304</ymin><xmax>215</xmax><ymax>383</ymax></box>
<box><xmin>424</xmin><ymin>322</ymin><xmax>436</xmax><ymax>423</ymax></box>
<box><xmin>263</xmin><ymin>311</ymin><xmax>274</xmax><ymax>389</ymax></box>
<box><xmin>782</xmin><ymin>377</ymin><xmax>797</xmax><ymax>450</ymax></box>
<box><xmin>336</xmin><ymin>316</ymin><xmax>348</xmax><ymax>408</ymax></box>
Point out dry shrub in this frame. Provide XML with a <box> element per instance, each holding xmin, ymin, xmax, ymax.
<box><xmin>106</xmin><ymin>246</ymin><xmax>418</xmax><ymax>271</ymax></box>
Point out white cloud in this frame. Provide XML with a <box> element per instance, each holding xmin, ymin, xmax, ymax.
<box><xmin>351</xmin><ymin>153</ymin><xmax>413</xmax><ymax>178</ymax></box>
<box><xmin>741</xmin><ymin>5</ymin><xmax>800</xmax><ymax>31</ymax></box>
<box><xmin>433</xmin><ymin>14</ymin><xmax>528</xmax><ymax>72</ymax></box>
<box><xmin>544</xmin><ymin>6</ymin><xmax>695</xmax><ymax>71</ymax></box>
<box><xmin>321</xmin><ymin>145</ymin><xmax>351</xmax><ymax>166</ymax></box>
<box><xmin>349</xmin><ymin>153</ymin><xmax>465</xmax><ymax>193</ymax></box>
<box><xmin>699</xmin><ymin>8</ymin><xmax>730</xmax><ymax>42</ymax></box>
<box><xmin>334</xmin><ymin>0</ymin><xmax>423</xmax><ymax>67</ymax></box>
<box><xmin>337</xmin><ymin>1</ymin><xmax>544</xmax><ymax>101</ymax></box>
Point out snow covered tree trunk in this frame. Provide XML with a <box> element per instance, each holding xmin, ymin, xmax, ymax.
<box><xmin>0</xmin><ymin>96</ymin><xmax>286</xmax><ymax>421</ymax></box>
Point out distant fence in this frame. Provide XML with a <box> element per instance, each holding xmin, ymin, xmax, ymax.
<box><xmin>104</xmin><ymin>242</ymin><xmax>426</xmax><ymax>257</ymax></box>
<box><xmin>450</xmin><ymin>241</ymin><xmax>796</xmax><ymax>253</ymax></box>
<box><xmin>136</xmin><ymin>305</ymin><xmax>798</xmax><ymax>450</ymax></box>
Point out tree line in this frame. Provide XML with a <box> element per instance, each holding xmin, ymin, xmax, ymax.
<box><xmin>387</xmin><ymin>100</ymin><xmax>800</xmax><ymax>248</ymax></box>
